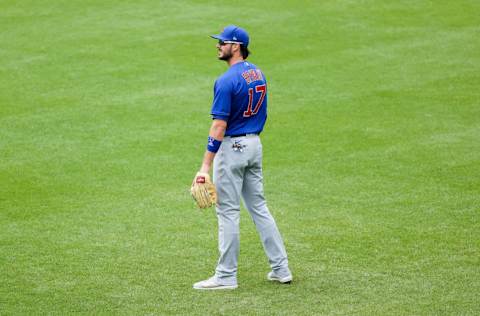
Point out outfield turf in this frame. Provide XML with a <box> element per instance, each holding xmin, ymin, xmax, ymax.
<box><xmin>1</xmin><ymin>1</ymin><xmax>479</xmax><ymax>314</ymax></box>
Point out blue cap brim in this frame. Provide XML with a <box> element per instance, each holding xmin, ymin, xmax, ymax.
<box><xmin>210</xmin><ymin>34</ymin><xmax>226</xmax><ymax>41</ymax></box>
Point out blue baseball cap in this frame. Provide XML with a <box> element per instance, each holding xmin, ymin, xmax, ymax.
<box><xmin>210</xmin><ymin>25</ymin><xmax>250</xmax><ymax>47</ymax></box>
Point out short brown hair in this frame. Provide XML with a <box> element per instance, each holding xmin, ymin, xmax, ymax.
<box><xmin>240</xmin><ymin>45</ymin><xmax>250</xmax><ymax>59</ymax></box>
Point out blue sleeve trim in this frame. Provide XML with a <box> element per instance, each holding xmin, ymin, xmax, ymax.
<box><xmin>211</xmin><ymin>113</ymin><xmax>229</xmax><ymax>121</ymax></box>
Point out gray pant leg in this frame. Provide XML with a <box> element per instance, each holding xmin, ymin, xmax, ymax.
<box><xmin>215</xmin><ymin>207</ymin><xmax>240</xmax><ymax>284</ymax></box>
<box><xmin>213</xmin><ymin>142</ymin><xmax>244</xmax><ymax>285</ymax></box>
<box><xmin>242</xmin><ymin>139</ymin><xmax>290</xmax><ymax>277</ymax></box>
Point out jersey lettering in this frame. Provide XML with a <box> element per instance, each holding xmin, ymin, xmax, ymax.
<box><xmin>243</xmin><ymin>84</ymin><xmax>266</xmax><ymax>117</ymax></box>
<box><xmin>241</xmin><ymin>69</ymin><xmax>264</xmax><ymax>85</ymax></box>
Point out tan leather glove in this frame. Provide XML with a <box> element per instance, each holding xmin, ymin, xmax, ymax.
<box><xmin>191</xmin><ymin>172</ymin><xmax>217</xmax><ymax>208</ymax></box>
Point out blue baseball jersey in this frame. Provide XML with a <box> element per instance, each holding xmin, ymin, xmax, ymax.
<box><xmin>211</xmin><ymin>61</ymin><xmax>267</xmax><ymax>136</ymax></box>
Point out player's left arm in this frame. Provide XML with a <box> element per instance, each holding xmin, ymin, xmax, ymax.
<box><xmin>199</xmin><ymin>119</ymin><xmax>227</xmax><ymax>174</ymax></box>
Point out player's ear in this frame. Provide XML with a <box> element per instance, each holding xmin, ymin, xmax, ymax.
<box><xmin>233</xmin><ymin>43</ymin><xmax>241</xmax><ymax>53</ymax></box>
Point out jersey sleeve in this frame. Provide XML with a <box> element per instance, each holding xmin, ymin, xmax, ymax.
<box><xmin>210</xmin><ymin>77</ymin><xmax>232</xmax><ymax>121</ymax></box>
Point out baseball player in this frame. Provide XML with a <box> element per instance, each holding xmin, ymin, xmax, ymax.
<box><xmin>192</xmin><ymin>25</ymin><xmax>292</xmax><ymax>290</ymax></box>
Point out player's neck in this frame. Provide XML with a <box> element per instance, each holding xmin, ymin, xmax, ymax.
<box><xmin>227</xmin><ymin>55</ymin><xmax>244</xmax><ymax>67</ymax></box>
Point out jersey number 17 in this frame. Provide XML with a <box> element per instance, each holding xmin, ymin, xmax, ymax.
<box><xmin>243</xmin><ymin>84</ymin><xmax>266</xmax><ymax>117</ymax></box>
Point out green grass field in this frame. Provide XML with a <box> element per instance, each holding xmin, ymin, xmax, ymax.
<box><xmin>1</xmin><ymin>0</ymin><xmax>479</xmax><ymax>314</ymax></box>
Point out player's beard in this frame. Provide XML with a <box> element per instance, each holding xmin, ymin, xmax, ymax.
<box><xmin>218</xmin><ymin>46</ymin><xmax>233</xmax><ymax>61</ymax></box>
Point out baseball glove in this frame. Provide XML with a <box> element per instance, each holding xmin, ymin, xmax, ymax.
<box><xmin>191</xmin><ymin>172</ymin><xmax>217</xmax><ymax>209</ymax></box>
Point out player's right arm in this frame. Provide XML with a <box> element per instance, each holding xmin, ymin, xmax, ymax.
<box><xmin>194</xmin><ymin>76</ymin><xmax>230</xmax><ymax>179</ymax></box>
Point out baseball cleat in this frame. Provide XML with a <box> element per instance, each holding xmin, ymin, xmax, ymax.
<box><xmin>267</xmin><ymin>271</ymin><xmax>293</xmax><ymax>284</ymax></box>
<box><xmin>193</xmin><ymin>277</ymin><xmax>238</xmax><ymax>290</ymax></box>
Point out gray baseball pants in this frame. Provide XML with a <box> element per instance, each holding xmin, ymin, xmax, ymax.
<box><xmin>212</xmin><ymin>134</ymin><xmax>290</xmax><ymax>285</ymax></box>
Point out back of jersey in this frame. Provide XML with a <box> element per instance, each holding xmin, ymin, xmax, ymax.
<box><xmin>211</xmin><ymin>61</ymin><xmax>268</xmax><ymax>137</ymax></box>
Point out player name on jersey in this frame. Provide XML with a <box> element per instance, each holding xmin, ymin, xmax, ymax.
<box><xmin>242</xmin><ymin>69</ymin><xmax>264</xmax><ymax>84</ymax></box>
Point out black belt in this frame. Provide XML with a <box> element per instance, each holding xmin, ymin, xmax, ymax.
<box><xmin>229</xmin><ymin>133</ymin><xmax>258</xmax><ymax>138</ymax></box>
